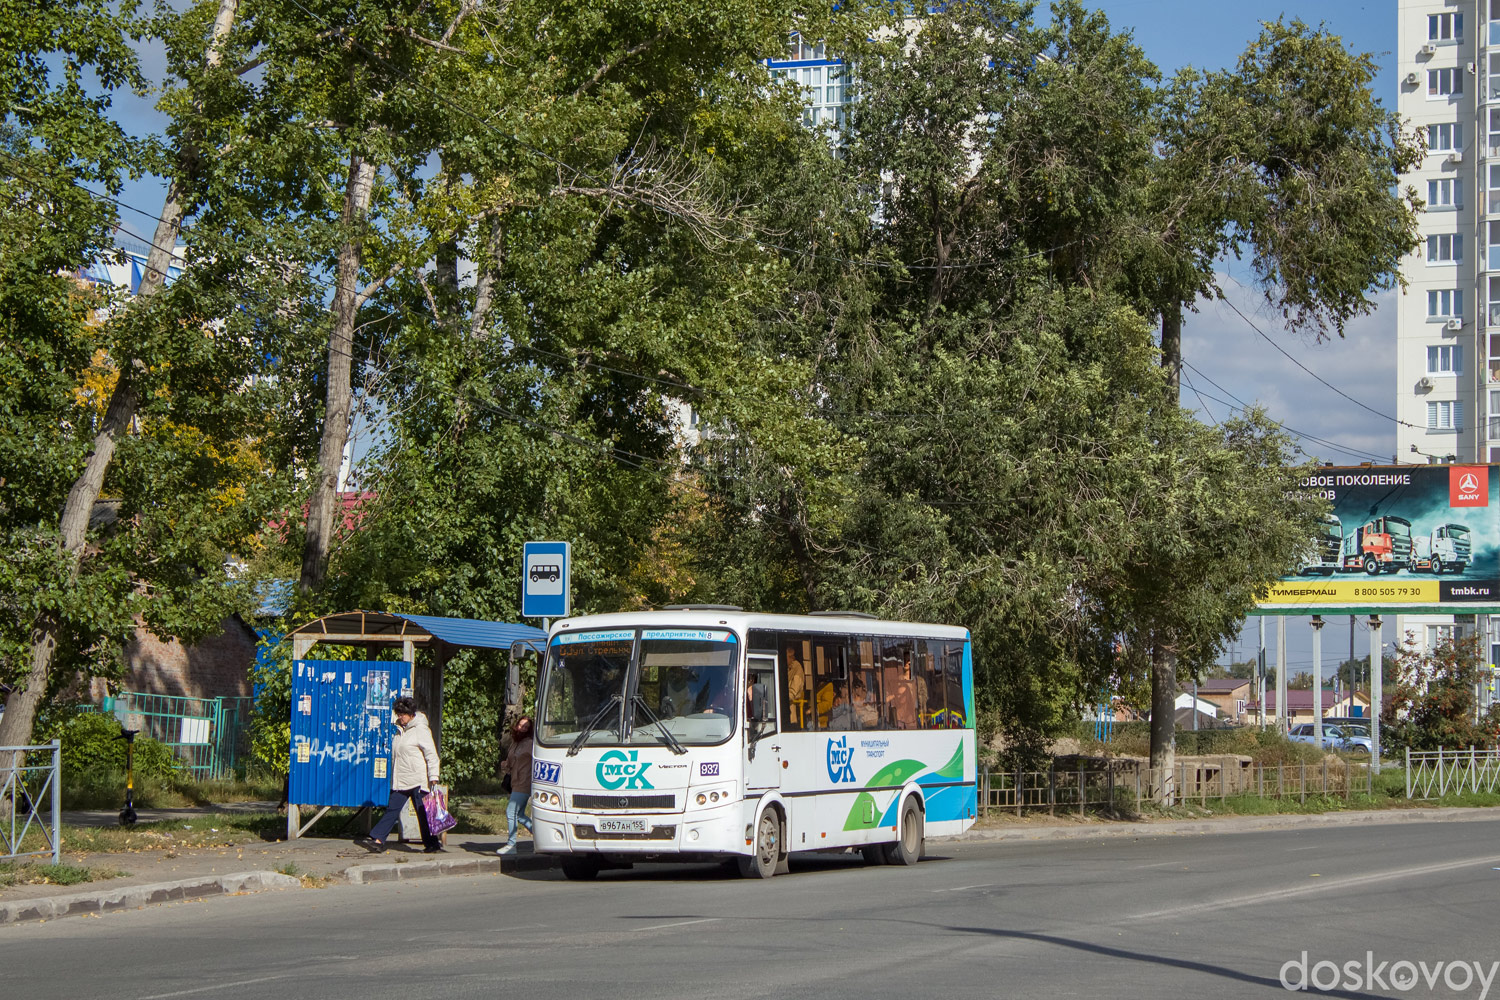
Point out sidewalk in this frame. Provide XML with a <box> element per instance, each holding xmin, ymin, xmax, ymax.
<box><xmin>1</xmin><ymin>817</ymin><xmax>550</xmax><ymax>926</ymax></box>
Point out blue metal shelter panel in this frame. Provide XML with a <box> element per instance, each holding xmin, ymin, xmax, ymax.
<box><xmin>288</xmin><ymin>660</ymin><xmax>412</xmax><ymax>808</ymax></box>
<box><xmin>390</xmin><ymin>614</ymin><xmax>547</xmax><ymax>650</ymax></box>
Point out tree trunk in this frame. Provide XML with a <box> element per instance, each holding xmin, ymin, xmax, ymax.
<box><xmin>1149</xmin><ymin>645</ymin><xmax>1177</xmax><ymax>805</ymax></box>
<box><xmin>299</xmin><ymin>151</ymin><xmax>376</xmax><ymax>595</ymax></box>
<box><xmin>0</xmin><ymin>0</ymin><xmax>239</xmax><ymax>756</ymax></box>
<box><xmin>1160</xmin><ymin>305</ymin><xmax>1182</xmax><ymax>404</ymax></box>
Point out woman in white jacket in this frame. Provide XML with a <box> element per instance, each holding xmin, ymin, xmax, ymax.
<box><xmin>359</xmin><ymin>696</ymin><xmax>443</xmax><ymax>853</ymax></box>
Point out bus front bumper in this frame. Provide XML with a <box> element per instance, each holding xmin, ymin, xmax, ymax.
<box><xmin>531</xmin><ymin>801</ymin><xmax>746</xmax><ymax>856</ymax></box>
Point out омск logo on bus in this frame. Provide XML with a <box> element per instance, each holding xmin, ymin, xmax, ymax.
<box><xmin>597</xmin><ymin>749</ymin><xmax>654</xmax><ymax>790</ymax></box>
<box><xmin>827</xmin><ymin>736</ymin><xmax>856</xmax><ymax>783</ymax></box>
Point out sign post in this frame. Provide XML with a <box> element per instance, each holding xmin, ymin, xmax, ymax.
<box><xmin>522</xmin><ymin>541</ymin><xmax>571</xmax><ymax>625</ymax></box>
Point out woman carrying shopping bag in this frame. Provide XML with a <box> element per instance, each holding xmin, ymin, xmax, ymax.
<box><xmin>496</xmin><ymin>716</ymin><xmax>534</xmax><ymax>854</ymax></box>
<box><xmin>359</xmin><ymin>696</ymin><xmax>444</xmax><ymax>854</ymax></box>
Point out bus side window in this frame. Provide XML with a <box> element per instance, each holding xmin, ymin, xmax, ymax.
<box><xmin>918</xmin><ymin>639</ymin><xmax>945</xmax><ymax>728</ymax></box>
<box><xmin>943</xmin><ymin>641</ymin><xmax>966</xmax><ymax>728</ymax></box>
<box><xmin>880</xmin><ymin>637</ymin><xmax>919</xmax><ymax>730</ymax></box>
<box><xmin>813</xmin><ymin>637</ymin><xmax>849</xmax><ymax>730</ymax></box>
<box><xmin>846</xmin><ymin>636</ymin><xmax>880</xmax><ymax>730</ymax></box>
<box><xmin>781</xmin><ymin>637</ymin><xmax>812</xmax><ymax>732</ymax></box>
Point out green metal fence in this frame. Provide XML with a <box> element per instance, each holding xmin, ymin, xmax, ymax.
<box><xmin>85</xmin><ymin>693</ymin><xmax>253</xmax><ymax>779</ymax></box>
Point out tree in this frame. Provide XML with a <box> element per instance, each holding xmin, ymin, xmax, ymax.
<box><xmin>1136</xmin><ymin>16</ymin><xmax>1423</xmax><ymax>396</ymax></box>
<box><xmin>689</xmin><ymin>3</ymin><xmax>1329</xmax><ymax>784</ymax></box>
<box><xmin>1</xmin><ymin>0</ymin><xmax>300</xmax><ymax>751</ymax></box>
<box><xmin>1383</xmin><ymin>633</ymin><xmax>1500</xmax><ymax>752</ymax></box>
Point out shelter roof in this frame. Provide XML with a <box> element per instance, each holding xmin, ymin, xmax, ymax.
<box><xmin>287</xmin><ymin>610</ymin><xmax>546</xmax><ymax>651</ymax></box>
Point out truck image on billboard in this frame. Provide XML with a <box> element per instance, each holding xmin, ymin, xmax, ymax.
<box><xmin>1259</xmin><ymin>465</ymin><xmax>1499</xmax><ymax>613</ymax></box>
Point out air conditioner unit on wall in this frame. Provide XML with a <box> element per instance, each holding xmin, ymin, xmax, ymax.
<box><xmin>1419</xmin><ymin>376</ymin><xmax>1434</xmax><ymax>390</ymax></box>
<box><xmin>1423</xmin><ymin>43</ymin><xmax>1438</xmax><ymax>55</ymax></box>
<box><xmin>1449</xmin><ymin>151</ymin><xmax>1464</xmax><ymax>164</ymax></box>
<box><xmin>1447</xmin><ymin>317</ymin><xmax>1464</xmax><ymax>331</ymax></box>
<box><xmin>1406</xmin><ymin>71</ymin><xmax>1420</xmax><ymax>85</ymax></box>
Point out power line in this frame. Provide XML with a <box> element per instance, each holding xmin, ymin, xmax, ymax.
<box><xmin>1217</xmin><ymin>291</ymin><xmax>1423</xmax><ymax>432</ymax></box>
<box><xmin>1180</xmin><ymin>361</ymin><xmax>1396</xmax><ymax>465</ymax></box>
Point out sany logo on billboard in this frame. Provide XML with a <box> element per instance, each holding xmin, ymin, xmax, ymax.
<box><xmin>596</xmin><ymin>750</ymin><xmax>654</xmax><ymax>790</ymax></box>
<box><xmin>826</xmin><ymin>737</ymin><xmax>856</xmax><ymax>783</ymax></box>
<box><xmin>1450</xmin><ymin>466</ymin><xmax>1490</xmax><ymax>508</ymax></box>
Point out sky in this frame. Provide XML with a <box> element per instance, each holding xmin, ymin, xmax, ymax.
<box><xmin>96</xmin><ymin>0</ymin><xmax>1405</xmax><ymax>678</ymax></box>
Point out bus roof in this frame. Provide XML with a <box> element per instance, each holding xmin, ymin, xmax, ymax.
<box><xmin>548</xmin><ymin>609</ymin><xmax>971</xmax><ymax>641</ymax></box>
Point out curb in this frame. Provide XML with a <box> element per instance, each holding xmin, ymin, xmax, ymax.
<box><xmin>342</xmin><ymin>852</ymin><xmax>555</xmax><ymax>884</ymax></box>
<box><xmin>0</xmin><ymin>870</ymin><xmax>301</xmax><ymax>926</ymax></box>
<box><xmin>942</xmin><ymin>805</ymin><xmax>1500</xmax><ymax>843</ymax></box>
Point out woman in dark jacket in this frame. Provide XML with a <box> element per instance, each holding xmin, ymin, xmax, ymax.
<box><xmin>497</xmin><ymin>716</ymin><xmax>534</xmax><ymax>854</ymax></box>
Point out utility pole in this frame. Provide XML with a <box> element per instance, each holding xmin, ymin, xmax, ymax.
<box><xmin>1276</xmin><ymin>616</ymin><xmax>1287</xmax><ymax>735</ymax></box>
<box><xmin>1349</xmin><ymin>614</ymin><xmax>1356</xmax><ymax>715</ymax></box>
<box><xmin>1370</xmin><ymin>615</ymin><xmax>1383</xmax><ymax>774</ymax></box>
<box><xmin>1311</xmin><ymin>616</ymin><xmax>1324</xmax><ymax>749</ymax></box>
<box><xmin>1258</xmin><ymin>616</ymin><xmax>1267</xmax><ymax>730</ymax></box>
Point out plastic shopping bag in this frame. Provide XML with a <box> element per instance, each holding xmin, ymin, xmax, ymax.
<box><xmin>424</xmin><ymin>785</ymin><xmax>458</xmax><ymax>835</ymax></box>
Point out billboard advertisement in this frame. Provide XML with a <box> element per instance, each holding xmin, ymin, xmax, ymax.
<box><xmin>1258</xmin><ymin>464</ymin><xmax>1500</xmax><ymax>614</ymax></box>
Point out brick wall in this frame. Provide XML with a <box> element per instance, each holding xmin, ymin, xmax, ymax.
<box><xmin>89</xmin><ymin>616</ymin><xmax>257</xmax><ymax>701</ymax></box>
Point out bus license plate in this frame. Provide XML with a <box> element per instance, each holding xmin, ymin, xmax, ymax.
<box><xmin>598</xmin><ymin>818</ymin><xmax>648</xmax><ymax>834</ymax></box>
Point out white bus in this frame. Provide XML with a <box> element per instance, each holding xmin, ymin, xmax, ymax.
<box><xmin>529</xmin><ymin>607</ymin><xmax>977</xmax><ymax>879</ymax></box>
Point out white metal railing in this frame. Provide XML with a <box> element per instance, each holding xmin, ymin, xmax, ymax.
<box><xmin>1405</xmin><ymin>746</ymin><xmax>1500</xmax><ymax>798</ymax></box>
<box><xmin>1</xmin><ymin>741</ymin><xmax>61</xmax><ymax>864</ymax></box>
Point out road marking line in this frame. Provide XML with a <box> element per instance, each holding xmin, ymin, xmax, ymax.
<box><xmin>930</xmin><ymin>883</ymin><xmax>1000</xmax><ymax>892</ymax></box>
<box><xmin>139</xmin><ymin>975</ymin><xmax>290</xmax><ymax>999</ymax></box>
<box><xmin>1132</xmin><ymin>854</ymin><xmax>1500</xmax><ymax>922</ymax></box>
<box><xmin>635</xmin><ymin>917</ymin><xmax>720</xmax><ymax>932</ymax></box>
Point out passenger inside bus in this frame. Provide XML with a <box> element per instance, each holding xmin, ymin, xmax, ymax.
<box><xmin>883</xmin><ymin>657</ymin><xmax>919</xmax><ymax>729</ymax></box>
<box><xmin>784</xmin><ymin>645</ymin><xmax>809</xmax><ymax>728</ymax></box>
<box><xmin>851</xmin><ymin>673</ymin><xmax>880</xmax><ymax>729</ymax></box>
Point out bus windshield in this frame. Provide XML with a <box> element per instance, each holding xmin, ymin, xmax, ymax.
<box><xmin>537</xmin><ymin>628</ymin><xmax>739</xmax><ymax>747</ymax></box>
<box><xmin>630</xmin><ymin>632</ymin><xmax>737</xmax><ymax>745</ymax></box>
<box><xmin>539</xmin><ymin>631</ymin><xmax>634</xmax><ymax>747</ymax></box>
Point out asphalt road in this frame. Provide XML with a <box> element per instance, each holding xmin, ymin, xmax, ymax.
<box><xmin>9</xmin><ymin>820</ymin><xmax>1500</xmax><ymax>1000</ymax></box>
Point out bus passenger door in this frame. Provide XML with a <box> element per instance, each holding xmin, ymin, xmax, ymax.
<box><xmin>744</xmin><ymin>656</ymin><xmax>781</xmax><ymax>792</ymax></box>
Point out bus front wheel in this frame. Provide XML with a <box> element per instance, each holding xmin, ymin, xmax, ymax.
<box><xmin>738</xmin><ymin>809</ymin><xmax>781</xmax><ymax>879</ymax></box>
<box><xmin>884</xmin><ymin>799</ymin><xmax>923</xmax><ymax>866</ymax></box>
<box><xmin>560</xmin><ymin>856</ymin><xmax>601</xmax><ymax>881</ymax></box>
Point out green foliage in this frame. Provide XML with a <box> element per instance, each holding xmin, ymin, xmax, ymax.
<box><xmin>38</xmin><ymin>709</ymin><xmax>183</xmax><ymax>780</ymax></box>
<box><xmin>248</xmin><ymin>636</ymin><xmax>292</xmax><ymax>779</ymax></box>
<box><xmin>1382</xmin><ymin>633</ymin><xmax>1500</xmax><ymax>753</ymax></box>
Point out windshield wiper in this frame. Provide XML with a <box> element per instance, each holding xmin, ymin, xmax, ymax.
<box><xmin>630</xmin><ymin>695</ymin><xmax>688</xmax><ymax>755</ymax></box>
<box><xmin>567</xmin><ymin>695</ymin><xmax>623</xmax><ymax>757</ymax></box>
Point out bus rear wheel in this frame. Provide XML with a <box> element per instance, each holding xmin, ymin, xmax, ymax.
<box><xmin>883</xmin><ymin>799</ymin><xmax>923</xmax><ymax>866</ymax></box>
<box><xmin>560</xmin><ymin>856</ymin><xmax>601</xmax><ymax>881</ymax></box>
<box><xmin>738</xmin><ymin>809</ymin><xmax>781</xmax><ymax>879</ymax></box>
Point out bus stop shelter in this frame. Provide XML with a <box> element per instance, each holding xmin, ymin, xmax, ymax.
<box><xmin>283</xmin><ymin>611</ymin><xmax>547</xmax><ymax>838</ymax></box>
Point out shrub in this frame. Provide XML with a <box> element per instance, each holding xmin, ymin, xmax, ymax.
<box><xmin>1383</xmin><ymin>632</ymin><xmax>1500</xmax><ymax>753</ymax></box>
<box><xmin>38</xmin><ymin>709</ymin><xmax>182</xmax><ymax>780</ymax></box>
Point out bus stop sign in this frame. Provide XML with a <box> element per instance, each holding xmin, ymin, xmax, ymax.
<box><xmin>522</xmin><ymin>540</ymin><xmax>570</xmax><ymax>618</ymax></box>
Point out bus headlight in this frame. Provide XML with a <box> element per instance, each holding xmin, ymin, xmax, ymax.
<box><xmin>534</xmin><ymin>790</ymin><xmax>560</xmax><ymax>807</ymax></box>
<box><xmin>691</xmin><ymin>783</ymin><xmax>736</xmax><ymax>807</ymax></box>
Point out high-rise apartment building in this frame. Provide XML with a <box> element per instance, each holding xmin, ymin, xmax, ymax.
<box><xmin>1396</xmin><ymin>2</ymin><xmax>1491</xmax><ymax>464</ymax></box>
<box><xmin>1396</xmin><ymin>2</ymin><xmax>1495</xmax><ymax>661</ymax></box>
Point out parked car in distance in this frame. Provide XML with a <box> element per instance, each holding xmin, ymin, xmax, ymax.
<box><xmin>1288</xmin><ymin>722</ymin><xmax>1372</xmax><ymax>754</ymax></box>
